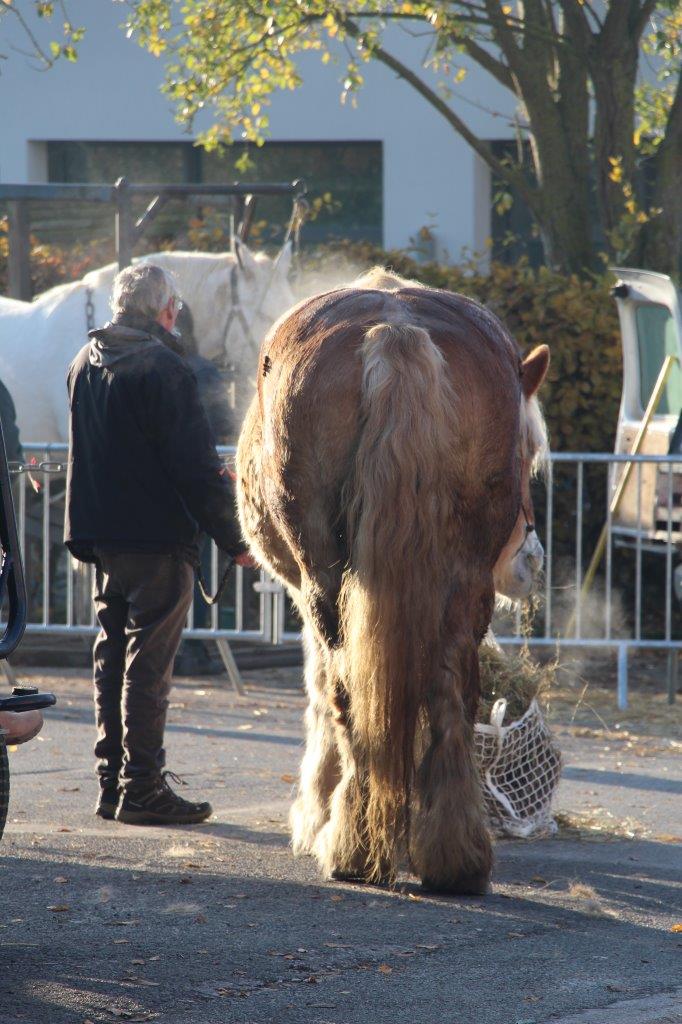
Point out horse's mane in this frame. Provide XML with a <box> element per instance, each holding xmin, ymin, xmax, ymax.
<box><xmin>520</xmin><ymin>393</ymin><xmax>549</xmax><ymax>475</ymax></box>
<box><xmin>352</xmin><ymin>266</ymin><xmax>420</xmax><ymax>291</ymax></box>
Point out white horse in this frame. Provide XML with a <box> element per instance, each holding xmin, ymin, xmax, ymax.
<box><xmin>0</xmin><ymin>240</ymin><xmax>294</xmax><ymax>444</ymax></box>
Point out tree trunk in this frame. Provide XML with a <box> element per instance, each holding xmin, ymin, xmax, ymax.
<box><xmin>635</xmin><ymin>77</ymin><xmax>682</xmax><ymax>276</ymax></box>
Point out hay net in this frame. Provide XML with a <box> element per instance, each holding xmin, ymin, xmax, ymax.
<box><xmin>474</xmin><ymin>698</ymin><xmax>562</xmax><ymax>838</ymax></box>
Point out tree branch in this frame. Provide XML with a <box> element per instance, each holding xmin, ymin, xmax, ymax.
<box><xmin>453</xmin><ymin>33</ymin><xmax>514</xmax><ymax>91</ymax></box>
<box><xmin>341</xmin><ymin>16</ymin><xmax>539</xmax><ymax>214</ymax></box>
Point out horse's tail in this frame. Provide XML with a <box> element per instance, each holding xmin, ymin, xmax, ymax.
<box><xmin>339</xmin><ymin>321</ymin><xmax>456</xmax><ymax>881</ymax></box>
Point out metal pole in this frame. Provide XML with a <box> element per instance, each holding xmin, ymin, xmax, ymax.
<box><xmin>7</xmin><ymin>200</ymin><xmax>32</xmax><ymax>300</ymax></box>
<box><xmin>114</xmin><ymin>177</ymin><xmax>134</xmax><ymax>270</ymax></box>
<box><xmin>667</xmin><ymin>650</ymin><xmax>678</xmax><ymax>704</ymax></box>
<box><xmin>617</xmin><ymin>644</ymin><xmax>628</xmax><ymax>710</ymax></box>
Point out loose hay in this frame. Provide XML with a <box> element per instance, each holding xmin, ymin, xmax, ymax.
<box><xmin>475</xmin><ymin>643</ymin><xmax>562</xmax><ymax>838</ymax></box>
<box><xmin>478</xmin><ymin>644</ymin><xmax>554</xmax><ymax>724</ymax></box>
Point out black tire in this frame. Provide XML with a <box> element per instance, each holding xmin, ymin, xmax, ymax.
<box><xmin>0</xmin><ymin>733</ymin><xmax>9</xmax><ymax>842</ymax></box>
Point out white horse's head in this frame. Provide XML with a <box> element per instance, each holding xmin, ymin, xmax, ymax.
<box><xmin>144</xmin><ymin>243</ymin><xmax>295</xmax><ymax>367</ymax></box>
<box><xmin>493</xmin><ymin>346</ymin><xmax>550</xmax><ymax>602</ymax></box>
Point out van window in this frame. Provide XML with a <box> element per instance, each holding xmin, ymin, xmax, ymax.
<box><xmin>636</xmin><ymin>303</ymin><xmax>682</xmax><ymax>415</ymax></box>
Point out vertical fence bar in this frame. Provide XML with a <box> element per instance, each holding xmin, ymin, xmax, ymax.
<box><xmin>544</xmin><ymin>460</ymin><xmax>553</xmax><ymax>638</ymax></box>
<box><xmin>235</xmin><ymin>563</ymin><xmax>244</xmax><ymax>633</ymax></box>
<box><xmin>666</xmin><ymin>464</ymin><xmax>674</xmax><ymax>703</ymax></box>
<box><xmin>605</xmin><ymin>462</ymin><xmax>613</xmax><ymax>640</ymax></box>
<box><xmin>635</xmin><ymin>462</ymin><xmax>643</xmax><ymax>642</ymax></box>
<box><xmin>90</xmin><ymin>563</ymin><xmax>96</xmax><ymax>628</ymax></box>
<box><xmin>18</xmin><ymin>470</ymin><xmax>26</xmax><ymax>561</ymax></box>
<box><xmin>66</xmin><ymin>552</ymin><xmax>74</xmax><ymax>628</ymax></box>
<box><xmin>665</xmin><ymin>464</ymin><xmax>673</xmax><ymax>644</ymax></box>
<box><xmin>211</xmin><ymin>541</ymin><xmax>219</xmax><ymax>632</ymax></box>
<box><xmin>617</xmin><ymin>644</ymin><xmax>628</xmax><ymax>710</ymax></box>
<box><xmin>261</xmin><ymin>570</ymin><xmax>272</xmax><ymax>643</ymax></box>
<box><xmin>42</xmin><ymin>471</ymin><xmax>50</xmax><ymax>626</ymax></box>
<box><xmin>574</xmin><ymin>460</ymin><xmax>584</xmax><ymax>639</ymax></box>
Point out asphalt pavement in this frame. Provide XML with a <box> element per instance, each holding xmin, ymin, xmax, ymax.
<box><xmin>0</xmin><ymin>664</ymin><xmax>680</xmax><ymax>1024</ymax></box>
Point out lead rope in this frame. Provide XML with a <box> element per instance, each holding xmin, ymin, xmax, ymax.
<box><xmin>197</xmin><ymin>556</ymin><xmax>235</xmax><ymax>606</ymax></box>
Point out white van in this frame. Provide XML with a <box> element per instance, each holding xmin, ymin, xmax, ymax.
<box><xmin>611</xmin><ymin>268</ymin><xmax>682</xmax><ymax>548</ymax></box>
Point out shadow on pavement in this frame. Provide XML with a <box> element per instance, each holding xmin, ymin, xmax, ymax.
<box><xmin>0</xmin><ymin>836</ymin><xmax>680</xmax><ymax>1024</ymax></box>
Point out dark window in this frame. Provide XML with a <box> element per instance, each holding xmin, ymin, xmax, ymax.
<box><xmin>42</xmin><ymin>139</ymin><xmax>383</xmax><ymax>248</ymax></box>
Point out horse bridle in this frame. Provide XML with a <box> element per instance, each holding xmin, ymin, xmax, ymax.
<box><xmin>513</xmin><ymin>502</ymin><xmax>536</xmax><ymax>558</ymax></box>
<box><xmin>218</xmin><ymin>263</ymin><xmax>261</xmax><ymax>367</ymax></box>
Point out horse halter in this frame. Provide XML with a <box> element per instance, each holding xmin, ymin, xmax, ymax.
<box><xmin>513</xmin><ymin>502</ymin><xmax>536</xmax><ymax>558</ymax></box>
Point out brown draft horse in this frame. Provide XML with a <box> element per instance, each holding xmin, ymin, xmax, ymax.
<box><xmin>236</xmin><ymin>269</ymin><xmax>549</xmax><ymax>894</ymax></box>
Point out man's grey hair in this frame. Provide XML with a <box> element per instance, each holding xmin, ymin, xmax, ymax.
<box><xmin>111</xmin><ymin>263</ymin><xmax>179</xmax><ymax>319</ymax></box>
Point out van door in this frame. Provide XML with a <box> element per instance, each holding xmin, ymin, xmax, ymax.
<box><xmin>611</xmin><ymin>268</ymin><xmax>682</xmax><ymax>542</ymax></box>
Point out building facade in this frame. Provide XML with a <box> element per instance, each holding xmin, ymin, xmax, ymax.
<box><xmin>1</xmin><ymin>3</ymin><xmax>520</xmax><ymax>262</ymax></box>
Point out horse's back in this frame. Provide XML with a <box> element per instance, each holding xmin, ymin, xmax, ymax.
<box><xmin>256</xmin><ymin>283</ymin><xmax>522</xmax><ymax>488</ymax></box>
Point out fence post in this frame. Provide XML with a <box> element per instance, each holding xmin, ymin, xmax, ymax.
<box><xmin>7</xmin><ymin>201</ymin><xmax>32</xmax><ymax>300</ymax></box>
<box><xmin>617</xmin><ymin>644</ymin><xmax>628</xmax><ymax>710</ymax></box>
<box><xmin>114</xmin><ymin>177</ymin><xmax>134</xmax><ymax>270</ymax></box>
<box><xmin>667</xmin><ymin>650</ymin><xmax>678</xmax><ymax>705</ymax></box>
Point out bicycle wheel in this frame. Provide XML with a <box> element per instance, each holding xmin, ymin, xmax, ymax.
<box><xmin>0</xmin><ymin>733</ymin><xmax>9</xmax><ymax>841</ymax></box>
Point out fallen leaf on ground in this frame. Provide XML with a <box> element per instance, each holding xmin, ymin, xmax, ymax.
<box><xmin>671</xmin><ymin>924</ymin><xmax>682</xmax><ymax>933</ymax></box>
<box><xmin>280</xmin><ymin>774</ymin><xmax>295</xmax><ymax>784</ymax></box>
<box><xmin>53</xmin><ymin>876</ymin><xmax>68</xmax><ymax>884</ymax></box>
<box><xmin>47</xmin><ymin>905</ymin><xmax>70</xmax><ymax>913</ymax></box>
<box><xmin>378</xmin><ymin>964</ymin><xmax>392</xmax><ymax>974</ymax></box>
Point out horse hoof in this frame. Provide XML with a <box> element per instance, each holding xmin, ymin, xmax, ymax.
<box><xmin>421</xmin><ymin>872</ymin><xmax>491</xmax><ymax>896</ymax></box>
<box><xmin>330</xmin><ymin>868</ymin><xmax>369</xmax><ymax>884</ymax></box>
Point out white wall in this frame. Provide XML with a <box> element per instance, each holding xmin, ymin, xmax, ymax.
<box><xmin>1</xmin><ymin>2</ymin><xmax>518</xmax><ymax>259</ymax></box>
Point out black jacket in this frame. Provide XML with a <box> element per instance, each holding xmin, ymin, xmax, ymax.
<box><xmin>64</xmin><ymin>315</ymin><xmax>247</xmax><ymax>564</ymax></box>
<box><xmin>0</xmin><ymin>379</ymin><xmax>23</xmax><ymax>465</ymax></box>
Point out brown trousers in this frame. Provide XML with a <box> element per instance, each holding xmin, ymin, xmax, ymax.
<box><xmin>92</xmin><ymin>551</ymin><xmax>194</xmax><ymax>789</ymax></box>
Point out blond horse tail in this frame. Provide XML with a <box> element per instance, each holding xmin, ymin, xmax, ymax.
<box><xmin>339</xmin><ymin>322</ymin><xmax>456</xmax><ymax>881</ymax></box>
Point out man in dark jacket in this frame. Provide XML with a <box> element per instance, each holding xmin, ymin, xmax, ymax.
<box><xmin>65</xmin><ymin>263</ymin><xmax>250</xmax><ymax>826</ymax></box>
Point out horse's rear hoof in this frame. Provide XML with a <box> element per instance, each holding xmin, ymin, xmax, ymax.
<box><xmin>421</xmin><ymin>872</ymin><xmax>491</xmax><ymax>896</ymax></box>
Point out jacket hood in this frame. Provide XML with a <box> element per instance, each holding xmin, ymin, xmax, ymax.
<box><xmin>88</xmin><ymin>315</ymin><xmax>185</xmax><ymax>369</ymax></box>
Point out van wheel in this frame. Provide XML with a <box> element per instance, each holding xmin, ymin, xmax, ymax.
<box><xmin>0</xmin><ymin>734</ymin><xmax>9</xmax><ymax>842</ymax></box>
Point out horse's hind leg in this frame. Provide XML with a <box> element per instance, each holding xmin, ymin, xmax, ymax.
<box><xmin>290</xmin><ymin>627</ymin><xmax>341</xmax><ymax>855</ymax></box>
<box><xmin>410</xmin><ymin>633</ymin><xmax>492</xmax><ymax>895</ymax></box>
<box><xmin>313</xmin><ymin>701</ymin><xmax>372</xmax><ymax>882</ymax></box>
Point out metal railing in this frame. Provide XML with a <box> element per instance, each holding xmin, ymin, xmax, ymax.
<box><xmin>491</xmin><ymin>452</ymin><xmax>681</xmax><ymax>709</ymax></box>
<box><xmin>276</xmin><ymin>452</ymin><xmax>682</xmax><ymax>710</ymax></box>
<box><xmin>10</xmin><ymin>444</ymin><xmax>271</xmax><ymax>649</ymax></box>
<box><xmin>6</xmin><ymin>446</ymin><xmax>682</xmax><ymax>709</ymax></box>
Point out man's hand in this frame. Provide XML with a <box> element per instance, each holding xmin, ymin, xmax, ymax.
<box><xmin>235</xmin><ymin>552</ymin><xmax>257</xmax><ymax>569</ymax></box>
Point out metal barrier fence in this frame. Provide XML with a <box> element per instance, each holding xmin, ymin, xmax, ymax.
<box><xmin>7</xmin><ymin>446</ymin><xmax>682</xmax><ymax>708</ymax></box>
<box><xmin>276</xmin><ymin>452</ymin><xmax>682</xmax><ymax>710</ymax></box>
